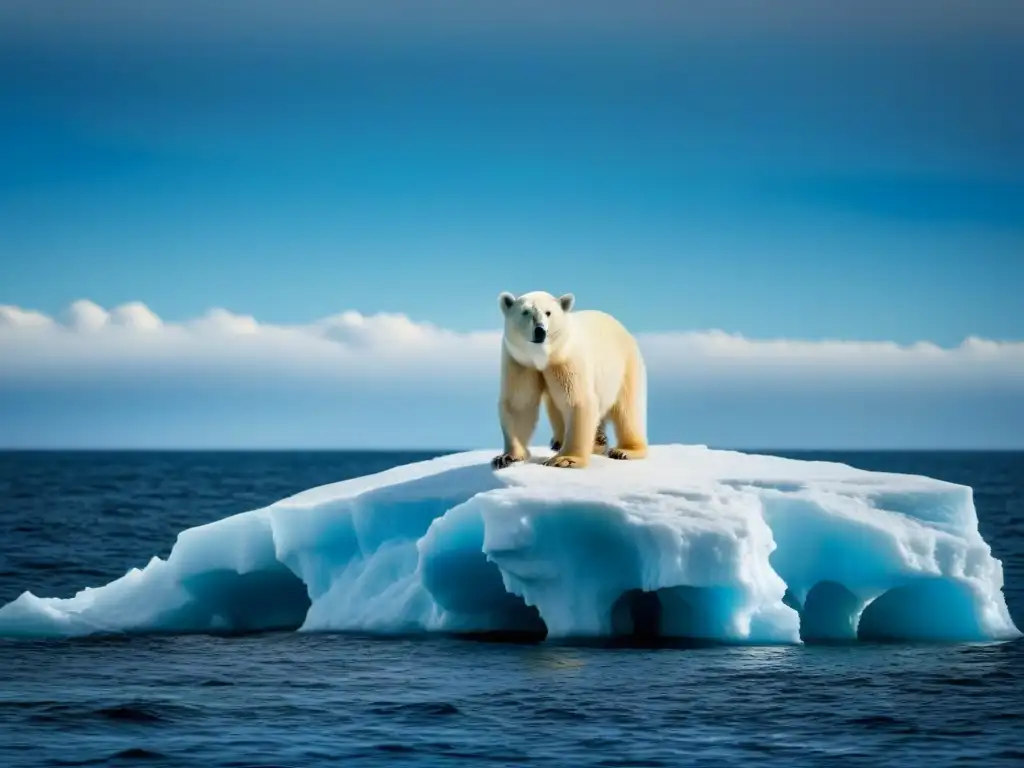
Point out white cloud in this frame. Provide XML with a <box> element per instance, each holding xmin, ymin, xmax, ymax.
<box><xmin>1</xmin><ymin>300</ymin><xmax>1022</xmax><ymax>391</ymax></box>
<box><xmin>1</xmin><ymin>299</ymin><xmax>1022</xmax><ymax>450</ymax></box>
<box><xmin>189</xmin><ymin>307</ymin><xmax>259</xmax><ymax>336</ymax></box>
<box><xmin>60</xmin><ymin>299</ymin><xmax>110</xmax><ymax>332</ymax></box>
<box><xmin>110</xmin><ymin>301</ymin><xmax>163</xmax><ymax>331</ymax></box>
<box><xmin>48</xmin><ymin>299</ymin><xmax>164</xmax><ymax>332</ymax></box>
<box><xmin>0</xmin><ymin>305</ymin><xmax>53</xmax><ymax>329</ymax></box>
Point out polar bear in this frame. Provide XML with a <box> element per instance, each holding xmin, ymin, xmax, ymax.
<box><xmin>491</xmin><ymin>290</ymin><xmax>648</xmax><ymax>470</ymax></box>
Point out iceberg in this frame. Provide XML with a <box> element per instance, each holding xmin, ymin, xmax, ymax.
<box><xmin>0</xmin><ymin>445</ymin><xmax>1018</xmax><ymax>644</ymax></box>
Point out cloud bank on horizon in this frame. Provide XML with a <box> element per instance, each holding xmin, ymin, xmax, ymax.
<box><xmin>3</xmin><ymin>299</ymin><xmax>1022</xmax><ymax>385</ymax></box>
<box><xmin>1</xmin><ymin>299</ymin><xmax>1022</xmax><ymax>450</ymax></box>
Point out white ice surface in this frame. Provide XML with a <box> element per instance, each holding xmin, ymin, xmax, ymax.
<box><xmin>0</xmin><ymin>445</ymin><xmax>1019</xmax><ymax>644</ymax></box>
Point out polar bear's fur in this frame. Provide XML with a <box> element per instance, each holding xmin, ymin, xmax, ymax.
<box><xmin>492</xmin><ymin>290</ymin><xmax>648</xmax><ymax>470</ymax></box>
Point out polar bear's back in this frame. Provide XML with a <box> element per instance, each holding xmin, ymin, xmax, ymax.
<box><xmin>569</xmin><ymin>309</ymin><xmax>637</xmax><ymax>348</ymax></box>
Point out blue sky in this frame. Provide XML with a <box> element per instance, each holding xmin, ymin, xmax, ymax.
<box><xmin>1</xmin><ymin>1</ymin><xmax>1022</xmax><ymax>449</ymax></box>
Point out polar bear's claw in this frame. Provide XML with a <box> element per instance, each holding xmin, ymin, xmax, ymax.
<box><xmin>491</xmin><ymin>453</ymin><xmax>525</xmax><ymax>470</ymax></box>
<box><xmin>608</xmin><ymin>447</ymin><xmax>646</xmax><ymax>460</ymax></box>
<box><xmin>543</xmin><ymin>455</ymin><xmax>585</xmax><ymax>469</ymax></box>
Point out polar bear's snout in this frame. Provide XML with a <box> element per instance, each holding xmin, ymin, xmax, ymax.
<box><xmin>532</xmin><ymin>325</ymin><xmax>547</xmax><ymax>344</ymax></box>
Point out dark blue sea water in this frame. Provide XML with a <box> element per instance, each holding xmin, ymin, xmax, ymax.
<box><xmin>1</xmin><ymin>450</ymin><xmax>1022</xmax><ymax>767</ymax></box>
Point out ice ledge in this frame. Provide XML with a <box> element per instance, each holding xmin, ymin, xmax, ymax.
<box><xmin>0</xmin><ymin>445</ymin><xmax>1019</xmax><ymax>644</ymax></box>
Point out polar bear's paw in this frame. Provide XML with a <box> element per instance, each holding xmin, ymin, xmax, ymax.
<box><xmin>543</xmin><ymin>455</ymin><xmax>586</xmax><ymax>469</ymax></box>
<box><xmin>608</xmin><ymin>447</ymin><xmax>647</xmax><ymax>461</ymax></box>
<box><xmin>491</xmin><ymin>453</ymin><xmax>527</xmax><ymax>470</ymax></box>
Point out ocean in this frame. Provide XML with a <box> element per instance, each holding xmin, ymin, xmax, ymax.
<box><xmin>1</xmin><ymin>450</ymin><xmax>1021</xmax><ymax>767</ymax></box>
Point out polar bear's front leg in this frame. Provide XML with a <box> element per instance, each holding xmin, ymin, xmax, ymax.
<box><xmin>544</xmin><ymin>400</ymin><xmax>597</xmax><ymax>469</ymax></box>
<box><xmin>540</xmin><ymin>360</ymin><xmax>596</xmax><ymax>469</ymax></box>
<box><xmin>492</xmin><ymin>354</ymin><xmax>543</xmax><ymax>470</ymax></box>
<box><xmin>544</xmin><ymin>392</ymin><xmax>566</xmax><ymax>452</ymax></box>
<box><xmin>493</xmin><ymin>394</ymin><xmax>541</xmax><ymax>469</ymax></box>
<box><xmin>549</xmin><ymin>392</ymin><xmax>607</xmax><ymax>456</ymax></box>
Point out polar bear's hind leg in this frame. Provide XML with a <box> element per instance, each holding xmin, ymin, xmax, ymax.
<box><xmin>608</xmin><ymin>353</ymin><xmax>648</xmax><ymax>461</ymax></box>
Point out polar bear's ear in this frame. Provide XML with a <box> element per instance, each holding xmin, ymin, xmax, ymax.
<box><xmin>498</xmin><ymin>292</ymin><xmax>516</xmax><ymax>315</ymax></box>
<box><xmin>558</xmin><ymin>293</ymin><xmax>575</xmax><ymax>313</ymax></box>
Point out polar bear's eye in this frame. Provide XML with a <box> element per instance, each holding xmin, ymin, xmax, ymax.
<box><xmin>522</xmin><ymin>310</ymin><xmax>529</xmax><ymax>316</ymax></box>
<box><xmin>545</xmin><ymin>311</ymin><xmax>551</xmax><ymax>316</ymax></box>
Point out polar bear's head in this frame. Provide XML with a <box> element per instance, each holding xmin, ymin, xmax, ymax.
<box><xmin>497</xmin><ymin>290</ymin><xmax>575</xmax><ymax>366</ymax></box>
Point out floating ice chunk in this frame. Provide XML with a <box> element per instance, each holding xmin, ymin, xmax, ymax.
<box><xmin>0</xmin><ymin>446</ymin><xmax>1018</xmax><ymax>644</ymax></box>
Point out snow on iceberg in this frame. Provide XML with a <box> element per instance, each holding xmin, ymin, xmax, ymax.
<box><xmin>0</xmin><ymin>445</ymin><xmax>1019</xmax><ymax>644</ymax></box>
